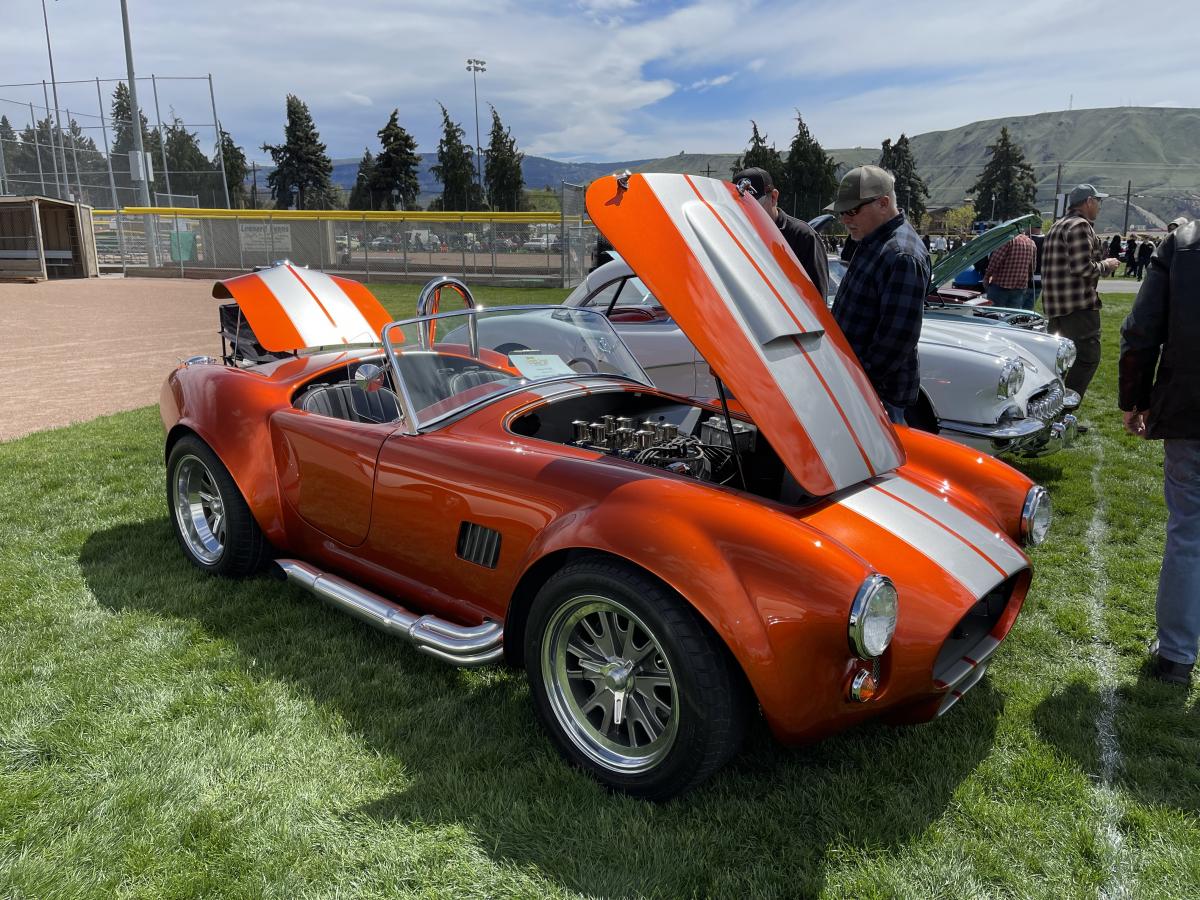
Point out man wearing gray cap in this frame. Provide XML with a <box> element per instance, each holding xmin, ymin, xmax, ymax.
<box><xmin>826</xmin><ymin>165</ymin><xmax>929</xmax><ymax>425</ymax></box>
<box><xmin>1041</xmin><ymin>184</ymin><xmax>1121</xmax><ymax>423</ymax></box>
<box><xmin>1168</xmin><ymin>216</ymin><xmax>1190</xmax><ymax>233</ymax></box>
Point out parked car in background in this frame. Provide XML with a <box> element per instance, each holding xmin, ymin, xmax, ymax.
<box><xmin>563</xmin><ymin>254</ymin><xmax>1079</xmax><ymax>458</ymax></box>
<box><xmin>162</xmin><ymin>173</ymin><xmax>1050</xmax><ymax>799</ymax></box>
<box><xmin>523</xmin><ymin>235</ymin><xmax>561</xmax><ymax>253</ymax></box>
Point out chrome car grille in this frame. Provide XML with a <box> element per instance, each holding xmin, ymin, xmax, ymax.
<box><xmin>1026</xmin><ymin>382</ymin><xmax>1065</xmax><ymax>423</ymax></box>
<box><xmin>932</xmin><ymin>578</ymin><xmax>1016</xmax><ymax>716</ymax></box>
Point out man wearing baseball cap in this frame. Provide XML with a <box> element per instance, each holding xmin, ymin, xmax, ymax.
<box><xmin>826</xmin><ymin>165</ymin><xmax>929</xmax><ymax>424</ymax></box>
<box><xmin>731</xmin><ymin>167</ymin><xmax>828</xmax><ymax>300</ymax></box>
<box><xmin>1041</xmin><ymin>184</ymin><xmax>1121</xmax><ymax>426</ymax></box>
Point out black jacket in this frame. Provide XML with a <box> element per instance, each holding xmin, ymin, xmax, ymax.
<box><xmin>1118</xmin><ymin>221</ymin><xmax>1200</xmax><ymax>438</ymax></box>
<box><xmin>775</xmin><ymin>211</ymin><xmax>830</xmax><ymax>300</ymax></box>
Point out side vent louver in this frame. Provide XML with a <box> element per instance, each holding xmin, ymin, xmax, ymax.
<box><xmin>456</xmin><ymin>522</ymin><xmax>501</xmax><ymax>569</ymax></box>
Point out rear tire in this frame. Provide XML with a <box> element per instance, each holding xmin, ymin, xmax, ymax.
<box><xmin>525</xmin><ymin>558</ymin><xmax>747</xmax><ymax>800</ymax></box>
<box><xmin>167</xmin><ymin>435</ymin><xmax>267</xmax><ymax>577</ymax></box>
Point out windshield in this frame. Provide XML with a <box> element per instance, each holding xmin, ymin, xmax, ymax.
<box><xmin>381</xmin><ymin>305</ymin><xmax>651</xmax><ymax>430</ymax></box>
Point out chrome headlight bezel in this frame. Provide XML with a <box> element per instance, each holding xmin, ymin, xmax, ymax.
<box><xmin>997</xmin><ymin>357</ymin><xmax>1026</xmax><ymax>400</ymax></box>
<box><xmin>1021</xmin><ymin>485</ymin><xmax>1053</xmax><ymax>546</ymax></box>
<box><xmin>848</xmin><ymin>574</ymin><xmax>899</xmax><ymax>659</ymax></box>
<box><xmin>1055</xmin><ymin>339</ymin><xmax>1077</xmax><ymax>377</ymax></box>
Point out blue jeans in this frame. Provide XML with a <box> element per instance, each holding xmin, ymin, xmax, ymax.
<box><xmin>1157</xmin><ymin>439</ymin><xmax>1200</xmax><ymax>665</ymax></box>
<box><xmin>882</xmin><ymin>400</ymin><xmax>907</xmax><ymax>425</ymax></box>
<box><xmin>987</xmin><ymin>285</ymin><xmax>1027</xmax><ymax>308</ymax></box>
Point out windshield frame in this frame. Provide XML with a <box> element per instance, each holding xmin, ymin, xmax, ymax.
<box><xmin>380</xmin><ymin>304</ymin><xmax>652</xmax><ymax>433</ymax></box>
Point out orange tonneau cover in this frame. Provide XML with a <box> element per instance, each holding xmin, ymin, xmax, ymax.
<box><xmin>213</xmin><ymin>263</ymin><xmax>391</xmax><ymax>352</ymax></box>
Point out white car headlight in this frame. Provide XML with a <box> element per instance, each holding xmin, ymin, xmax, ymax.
<box><xmin>1055</xmin><ymin>339</ymin><xmax>1077</xmax><ymax>377</ymax></box>
<box><xmin>1021</xmin><ymin>485</ymin><xmax>1053</xmax><ymax>546</ymax></box>
<box><xmin>848</xmin><ymin>575</ymin><xmax>898</xmax><ymax>659</ymax></box>
<box><xmin>997</xmin><ymin>357</ymin><xmax>1025</xmax><ymax>399</ymax></box>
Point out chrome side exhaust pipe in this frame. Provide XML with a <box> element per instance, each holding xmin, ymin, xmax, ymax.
<box><xmin>277</xmin><ymin>560</ymin><xmax>504</xmax><ymax>667</ymax></box>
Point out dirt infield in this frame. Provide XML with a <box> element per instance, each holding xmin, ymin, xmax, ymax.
<box><xmin>0</xmin><ymin>277</ymin><xmax>221</xmax><ymax>442</ymax></box>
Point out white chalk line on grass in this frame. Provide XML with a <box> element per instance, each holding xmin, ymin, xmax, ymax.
<box><xmin>1085</xmin><ymin>447</ymin><xmax>1133</xmax><ymax>900</ymax></box>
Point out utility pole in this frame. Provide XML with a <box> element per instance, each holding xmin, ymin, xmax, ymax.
<box><xmin>40</xmin><ymin>0</ymin><xmax>70</xmax><ymax>198</ymax></box>
<box><xmin>1122</xmin><ymin>180</ymin><xmax>1132</xmax><ymax>236</ymax></box>
<box><xmin>121</xmin><ymin>0</ymin><xmax>157</xmax><ymax>265</ymax></box>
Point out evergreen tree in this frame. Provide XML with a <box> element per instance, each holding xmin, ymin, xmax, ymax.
<box><xmin>370</xmin><ymin>109</ymin><xmax>420</xmax><ymax>211</ymax></box>
<box><xmin>110</xmin><ymin>82</ymin><xmax>161</xmax><ymax>199</ymax></box>
<box><xmin>430</xmin><ymin>103</ymin><xmax>482</xmax><ymax>211</ymax></box>
<box><xmin>162</xmin><ymin>116</ymin><xmax>214</xmax><ymax>204</ymax></box>
<box><xmin>730</xmin><ymin>120</ymin><xmax>784</xmax><ymax>194</ymax></box>
<box><xmin>348</xmin><ymin>148</ymin><xmax>377</xmax><ymax>210</ymax></box>
<box><xmin>878</xmin><ymin>134</ymin><xmax>928</xmax><ymax>226</ymax></box>
<box><xmin>779</xmin><ymin>110</ymin><xmax>837</xmax><ymax>220</ymax></box>
<box><xmin>1</xmin><ymin>115</ymin><xmax>33</xmax><ymax>193</ymax></box>
<box><xmin>261</xmin><ymin>94</ymin><xmax>339</xmax><ymax>210</ymax></box>
<box><xmin>969</xmin><ymin>126</ymin><xmax>1038</xmax><ymax>222</ymax></box>
<box><xmin>216</xmin><ymin>128</ymin><xmax>249</xmax><ymax>209</ymax></box>
<box><xmin>484</xmin><ymin>105</ymin><xmax>525</xmax><ymax>212</ymax></box>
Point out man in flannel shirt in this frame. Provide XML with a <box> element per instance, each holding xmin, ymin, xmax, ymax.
<box><xmin>1042</xmin><ymin>184</ymin><xmax>1121</xmax><ymax>424</ymax></box>
<box><xmin>828</xmin><ymin>165</ymin><xmax>929</xmax><ymax>425</ymax></box>
<box><xmin>983</xmin><ymin>230</ymin><xmax>1037</xmax><ymax>309</ymax></box>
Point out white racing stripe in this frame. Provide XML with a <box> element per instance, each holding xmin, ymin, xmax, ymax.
<box><xmin>643</xmin><ymin>174</ymin><xmax>901</xmax><ymax>490</ymax></box>
<box><xmin>257</xmin><ymin>265</ymin><xmax>376</xmax><ymax>347</ymax></box>
<box><xmin>876</xmin><ymin>474</ymin><xmax>1027</xmax><ymax>578</ymax></box>
<box><xmin>836</xmin><ymin>478</ymin><xmax>1011</xmax><ymax>597</ymax></box>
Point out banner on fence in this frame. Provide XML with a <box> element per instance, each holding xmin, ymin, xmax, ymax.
<box><xmin>238</xmin><ymin>222</ymin><xmax>292</xmax><ymax>254</ymax></box>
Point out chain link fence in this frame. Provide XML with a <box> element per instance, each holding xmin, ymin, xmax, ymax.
<box><xmin>94</xmin><ymin>195</ymin><xmax>599</xmax><ymax>288</ymax></box>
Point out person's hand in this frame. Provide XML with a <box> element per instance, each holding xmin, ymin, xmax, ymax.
<box><xmin>1123</xmin><ymin>409</ymin><xmax>1148</xmax><ymax>437</ymax></box>
<box><xmin>1104</xmin><ymin>257</ymin><xmax>1121</xmax><ymax>273</ymax></box>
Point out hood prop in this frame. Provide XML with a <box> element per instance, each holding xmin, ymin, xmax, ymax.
<box><xmin>715</xmin><ymin>377</ymin><xmax>748</xmax><ymax>491</ymax></box>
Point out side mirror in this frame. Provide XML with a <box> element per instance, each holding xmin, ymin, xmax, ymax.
<box><xmin>354</xmin><ymin>363</ymin><xmax>388</xmax><ymax>394</ymax></box>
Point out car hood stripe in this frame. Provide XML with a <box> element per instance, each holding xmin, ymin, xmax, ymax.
<box><xmin>588</xmin><ymin>173</ymin><xmax>904</xmax><ymax>496</ymax></box>
<box><xmin>834</xmin><ymin>474</ymin><xmax>1025</xmax><ymax>597</ymax></box>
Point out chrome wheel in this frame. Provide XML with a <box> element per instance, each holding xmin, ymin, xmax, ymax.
<box><xmin>172</xmin><ymin>454</ymin><xmax>226</xmax><ymax>565</ymax></box>
<box><xmin>541</xmin><ymin>594</ymin><xmax>679</xmax><ymax>773</ymax></box>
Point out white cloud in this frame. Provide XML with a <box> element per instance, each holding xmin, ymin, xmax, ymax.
<box><xmin>690</xmin><ymin>74</ymin><xmax>735</xmax><ymax>91</ymax></box>
<box><xmin>1</xmin><ymin>0</ymin><xmax>1196</xmax><ymax>163</ymax></box>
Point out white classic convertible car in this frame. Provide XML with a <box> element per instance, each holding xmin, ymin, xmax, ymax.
<box><xmin>555</xmin><ymin>249</ymin><xmax>1079</xmax><ymax>457</ymax></box>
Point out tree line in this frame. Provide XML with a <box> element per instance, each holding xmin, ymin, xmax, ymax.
<box><xmin>0</xmin><ymin>82</ymin><xmax>249</xmax><ymax>208</ymax></box>
<box><xmin>2</xmin><ymin>82</ymin><xmax>1040</xmax><ymax>224</ymax></box>
<box><xmin>731</xmin><ymin>116</ymin><xmax>1039</xmax><ymax>230</ymax></box>
<box><xmin>263</xmin><ymin>95</ymin><xmax>526</xmax><ymax>213</ymax></box>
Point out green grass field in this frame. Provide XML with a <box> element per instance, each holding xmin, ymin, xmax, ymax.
<box><xmin>1</xmin><ymin>292</ymin><xmax>1197</xmax><ymax>898</ymax></box>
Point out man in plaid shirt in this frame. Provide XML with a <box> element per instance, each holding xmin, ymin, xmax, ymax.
<box><xmin>983</xmin><ymin>230</ymin><xmax>1037</xmax><ymax>309</ymax></box>
<box><xmin>828</xmin><ymin>166</ymin><xmax>929</xmax><ymax>425</ymax></box>
<box><xmin>1042</xmin><ymin>185</ymin><xmax>1121</xmax><ymax>419</ymax></box>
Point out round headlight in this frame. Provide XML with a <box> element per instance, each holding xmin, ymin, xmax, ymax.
<box><xmin>1021</xmin><ymin>485</ymin><xmax>1052</xmax><ymax>546</ymax></box>
<box><xmin>1055</xmin><ymin>339</ymin><xmax>1077</xmax><ymax>377</ymax></box>
<box><xmin>848</xmin><ymin>575</ymin><xmax>898</xmax><ymax>659</ymax></box>
<box><xmin>997</xmin><ymin>357</ymin><xmax>1025</xmax><ymax>399</ymax></box>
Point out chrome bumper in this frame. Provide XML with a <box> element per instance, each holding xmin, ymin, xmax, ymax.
<box><xmin>938</xmin><ymin>410</ymin><xmax>1079</xmax><ymax>457</ymax></box>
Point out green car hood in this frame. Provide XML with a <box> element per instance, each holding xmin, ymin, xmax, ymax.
<box><xmin>928</xmin><ymin>214</ymin><xmax>1039</xmax><ymax>289</ymax></box>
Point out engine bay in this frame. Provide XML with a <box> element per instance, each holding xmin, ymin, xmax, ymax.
<box><xmin>510</xmin><ymin>391</ymin><xmax>791</xmax><ymax>500</ymax></box>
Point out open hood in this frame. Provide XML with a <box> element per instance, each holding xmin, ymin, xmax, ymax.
<box><xmin>213</xmin><ymin>262</ymin><xmax>391</xmax><ymax>353</ymax></box>
<box><xmin>928</xmin><ymin>214</ymin><xmax>1038</xmax><ymax>289</ymax></box>
<box><xmin>586</xmin><ymin>173</ymin><xmax>904</xmax><ymax>497</ymax></box>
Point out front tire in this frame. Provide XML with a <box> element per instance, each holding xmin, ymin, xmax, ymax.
<box><xmin>525</xmin><ymin>559</ymin><xmax>747</xmax><ymax>800</ymax></box>
<box><xmin>167</xmin><ymin>435</ymin><xmax>267</xmax><ymax>577</ymax></box>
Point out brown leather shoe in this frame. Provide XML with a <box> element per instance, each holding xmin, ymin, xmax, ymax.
<box><xmin>1149</xmin><ymin>640</ymin><xmax>1194</xmax><ymax>686</ymax></box>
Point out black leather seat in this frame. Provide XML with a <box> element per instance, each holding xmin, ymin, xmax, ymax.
<box><xmin>297</xmin><ymin>383</ymin><xmax>403</xmax><ymax>424</ymax></box>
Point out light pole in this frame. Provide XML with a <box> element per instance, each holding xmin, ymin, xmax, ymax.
<box><xmin>40</xmin><ymin>0</ymin><xmax>70</xmax><ymax>198</ymax></box>
<box><xmin>466</xmin><ymin>58</ymin><xmax>486</xmax><ymax>202</ymax></box>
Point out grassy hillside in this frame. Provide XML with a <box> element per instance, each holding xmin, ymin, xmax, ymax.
<box><xmin>829</xmin><ymin>106</ymin><xmax>1200</xmax><ymax>231</ymax></box>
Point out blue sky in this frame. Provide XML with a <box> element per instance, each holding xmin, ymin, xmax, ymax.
<box><xmin>3</xmin><ymin>0</ymin><xmax>1197</xmax><ymax>165</ymax></box>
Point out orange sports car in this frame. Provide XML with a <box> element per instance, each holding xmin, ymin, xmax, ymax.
<box><xmin>161</xmin><ymin>173</ymin><xmax>1050</xmax><ymax>800</ymax></box>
